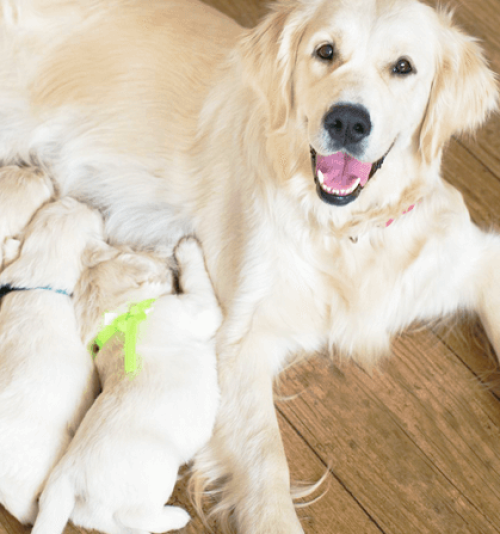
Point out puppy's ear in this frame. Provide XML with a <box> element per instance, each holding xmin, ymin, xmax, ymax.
<box><xmin>73</xmin><ymin>266</ymin><xmax>103</xmax><ymax>346</ymax></box>
<box><xmin>239</xmin><ymin>3</ymin><xmax>305</xmax><ymax>131</ymax></box>
<box><xmin>420</xmin><ymin>11</ymin><xmax>498</xmax><ymax>162</ymax></box>
<box><xmin>82</xmin><ymin>240</ymin><xmax>118</xmax><ymax>269</ymax></box>
<box><xmin>76</xmin><ymin>243</ymin><xmax>120</xmax><ymax>344</ymax></box>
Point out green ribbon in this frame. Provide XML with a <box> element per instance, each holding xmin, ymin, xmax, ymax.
<box><xmin>92</xmin><ymin>299</ymin><xmax>156</xmax><ymax>374</ymax></box>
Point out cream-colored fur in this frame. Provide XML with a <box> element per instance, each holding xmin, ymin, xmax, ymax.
<box><xmin>33</xmin><ymin>238</ymin><xmax>221</xmax><ymax>534</ymax></box>
<box><xmin>73</xmin><ymin>244</ymin><xmax>174</xmax><ymax>347</ymax></box>
<box><xmin>0</xmin><ymin>0</ymin><xmax>497</xmax><ymax>532</ymax></box>
<box><xmin>0</xmin><ymin>197</ymin><xmax>104</xmax><ymax>524</ymax></box>
<box><xmin>0</xmin><ymin>165</ymin><xmax>53</xmax><ymax>269</ymax></box>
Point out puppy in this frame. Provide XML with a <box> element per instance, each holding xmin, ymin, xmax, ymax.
<box><xmin>33</xmin><ymin>238</ymin><xmax>222</xmax><ymax>534</ymax></box>
<box><xmin>0</xmin><ymin>166</ymin><xmax>53</xmax><ymax>269</ymax></box>
<box><xmin>0</xmin><ymin>197</ymin><xmax>104</xmax><ymax>524</ymax></box>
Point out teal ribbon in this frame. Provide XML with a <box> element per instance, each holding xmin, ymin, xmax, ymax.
<box><xmin>92</xmin><ymin>299</ymin><xmax>155</xmax><ymax>374</ymax></box>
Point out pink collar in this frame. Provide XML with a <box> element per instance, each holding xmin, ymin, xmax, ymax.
<box><xmin>349</xmin><ymin>199</ymin><xmax>422</xmax><ymax>243</ymax></box>
<box><xmin>386</xmin><ymin>202</ymin><xmax>418</xmax><ymax>227</ymax></box>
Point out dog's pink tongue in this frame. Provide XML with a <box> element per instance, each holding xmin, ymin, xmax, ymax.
<box><xmin>316</xmin><ymin>152</ymin><xmax>372</xmax><ymax>193</ymax></box>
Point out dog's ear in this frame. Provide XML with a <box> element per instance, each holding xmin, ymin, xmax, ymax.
<box><xmin>419</xmin><ymin>11</ymin><xmax>498</xmax><ymax>162</ymax></box>
<box><xmin>239</xmin><ymin>3</ymin><xmax>305</xmax><ymax>131</ymax></box>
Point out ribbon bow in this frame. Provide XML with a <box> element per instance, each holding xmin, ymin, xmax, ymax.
<box><xmin>92</xmin><ymin>299</ymin><xmax>156</xmax><ymax>374</ymax></box>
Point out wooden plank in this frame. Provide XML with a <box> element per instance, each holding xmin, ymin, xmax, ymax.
<box><xmin>442</xmin><ymin>140</ymin><xmax>500</xmax><ymax>229</ymax></box>
<box><xmin>434</xmin><ymin>316</ymin><xmax>500</xmax><ymax>393</ymax></box>
<box><xmin>276</xmin><ymin>331</ymin><xmax>500</xmax><ymax>534</ymax></box>
<box><xmin>0</xmin><ymin>505</ymin><xmax>103</xmax><ymax>534</ymax></box>
<box><xmin>175</xmin><ymin>410</ymin><xmax>386</xmax><ymax>534</ymax></box>
<box><xmin>1</xmin><ymin>409</ymin><xmax>382</xmax><ymax>534</ymax></box>
<box><xmin>366</xmin><ymin>332</ymin><xmax>500</xmax><ymax>526</ymax></box>
<box><xmin>199</xmin><ymin>0</ymin><xmax>268</xmax><ymax>27</ymax></box>
<box><xmin>277</xmin><ymin>412</ymin><xmax>383</xmax><ymax>534</ymax></box>
<box><xmin>0</xmin><ymin>508</ymin><xmax>29</xmax><ymax>534</ymax></box>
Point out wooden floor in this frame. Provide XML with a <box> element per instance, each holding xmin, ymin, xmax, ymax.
<box><xmin>2</xmin><ymin>0</ymin><xmax>500</xmax><ymax>533</ymax></box>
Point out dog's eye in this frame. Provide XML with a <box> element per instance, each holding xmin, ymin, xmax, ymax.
<box><xmin>393</xmin><ymin>58</ymin><xmax>413</xmax><ymax>75</ymax></box>
<box><xmin>316</xmin><ymin>44</ymin><xmax>335</xmax><ymax>61</ymax></box>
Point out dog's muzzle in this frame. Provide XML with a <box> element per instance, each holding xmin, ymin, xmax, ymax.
<box><xmin>311</xmin><ymin>146</ymin><xmax>391</xmax><ymax>207</ymax></box>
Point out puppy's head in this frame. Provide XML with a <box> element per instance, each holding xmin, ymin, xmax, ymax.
<box><xmin>0</xmin><ymin>167</ymin><xmax>53</xmax><ymax>232</ymax></box>
<box><xmin>0</xmin><ymin>197</ymin><xmax>105</xmax><ymax>291</ymax></box>
<box><xmin>74</xmin><ymin>246</ymin><xmax>174</xmax><ymax>346</ymax></box>
<box><xmin>240</xmin><ymin>0</ymin><xmax>497</xmax><ymax>230</ymax></box>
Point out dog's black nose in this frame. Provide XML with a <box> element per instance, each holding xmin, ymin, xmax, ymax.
<box><xmin>324</xmin><ymin>104</ymin><xmax>371</xmax><ymax>147</ymax></box>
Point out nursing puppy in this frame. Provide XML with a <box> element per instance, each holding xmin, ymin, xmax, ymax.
<box><xmin>33</xmin><ymin>238</ymin><xmax>221</xmax><ymax>534</ymax></box>
<box><xmin>0</xmin><ymin>165</ymin><xmax>53</xmax><ymax>268</ymax></box>
<box><xmin>0</xmin><ymin>197</ymin><xmax>103</xmax><ymax>524</ymax></box>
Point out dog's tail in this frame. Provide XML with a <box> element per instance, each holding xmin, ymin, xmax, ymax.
<box><xmin>32</xmin><ymin>473</ymin><xmax>75</xmax><ymax>534</ymax></box>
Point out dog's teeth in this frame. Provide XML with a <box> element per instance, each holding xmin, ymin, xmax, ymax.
<box><xmin>345</xmin><ymin>178</ymin><xmax>360</xmax><ymax>195</ymax></box>
<box><xmin>320</xmin><ymin>178</ymin><xmax>360</xmax><ymax>197</ymax></box>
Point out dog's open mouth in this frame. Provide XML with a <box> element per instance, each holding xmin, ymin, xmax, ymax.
<box><xmin>310</xmin><ymin>148</ymin><xmax>385</xmax><ymax>206</ymax></box>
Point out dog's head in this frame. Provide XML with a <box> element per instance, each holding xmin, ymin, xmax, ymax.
<box><xmin>239</xmin><ymin>0</ymin><xmax>497</xmax><ymax>228</ymax></box>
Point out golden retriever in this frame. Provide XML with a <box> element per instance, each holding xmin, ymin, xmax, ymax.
<box><xmin>0</xmin><ymin>0</ymin><xmax>497</xmax><ymax>532</ymax></box>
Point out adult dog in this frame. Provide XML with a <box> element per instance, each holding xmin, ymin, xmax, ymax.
<box><xmin>0</xmin><ymin>0</ymin><xmax>498</xmax><ymax>532</ymax></box>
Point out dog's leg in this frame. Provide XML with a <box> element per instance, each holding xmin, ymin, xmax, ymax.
<box><xmin>473</xmin><ymin>232</ymin><xmax>500</xmax><ymax>359</ymax></box>
<box><xmin>193</xmin><ymin>329</ymin><xmax>303</xmax><ymax>534</ymax></box>
<box><xmin>420</xmin><ymin>219</ymin><xmax>500</xmax><ymax>360</ymax></box>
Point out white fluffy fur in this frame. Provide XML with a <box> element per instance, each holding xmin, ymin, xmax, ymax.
<box><xmin>0</xmin><ymin>197</ymin><xmax>104</xmax><ymax>524</ymax></box>
<box><xmin>32</xmin><ymin>238</ymin><xmax>222</xmax><ymax>534</ymax></box>
<box><xmin>0</xmin><ymin>0</ymin><xmax>497</xmax><ymax>532</ymax></box>
<box><xmin>0</xmin><ymin>165</ymin><xmax>53</xmax><ymax>268</ymax></box>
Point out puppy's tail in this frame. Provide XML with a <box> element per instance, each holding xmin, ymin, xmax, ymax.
<box><xmin>32</xmin><ymin>473</ymin><xmax>75</xmax><ymax>534</ymax></box>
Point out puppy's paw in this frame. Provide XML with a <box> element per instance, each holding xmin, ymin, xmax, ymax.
<box><xmin>162</xmin><ymin>506</ymin><xmax>191</xmax><ymax>531</ymax></box>
<box><xmin>174</xmin><ymin>236</ymin><xmax>216</xmax><ymax>301</ymax></box>
<box><xmin>174</xmin><ymin>236</ymin><xmax>204</xmax><ymax>267</ymax></box>
<box><xmin>116</xmin><ymin>505</ymin><xmax>190</xmax><ymax>533</ymax></box>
